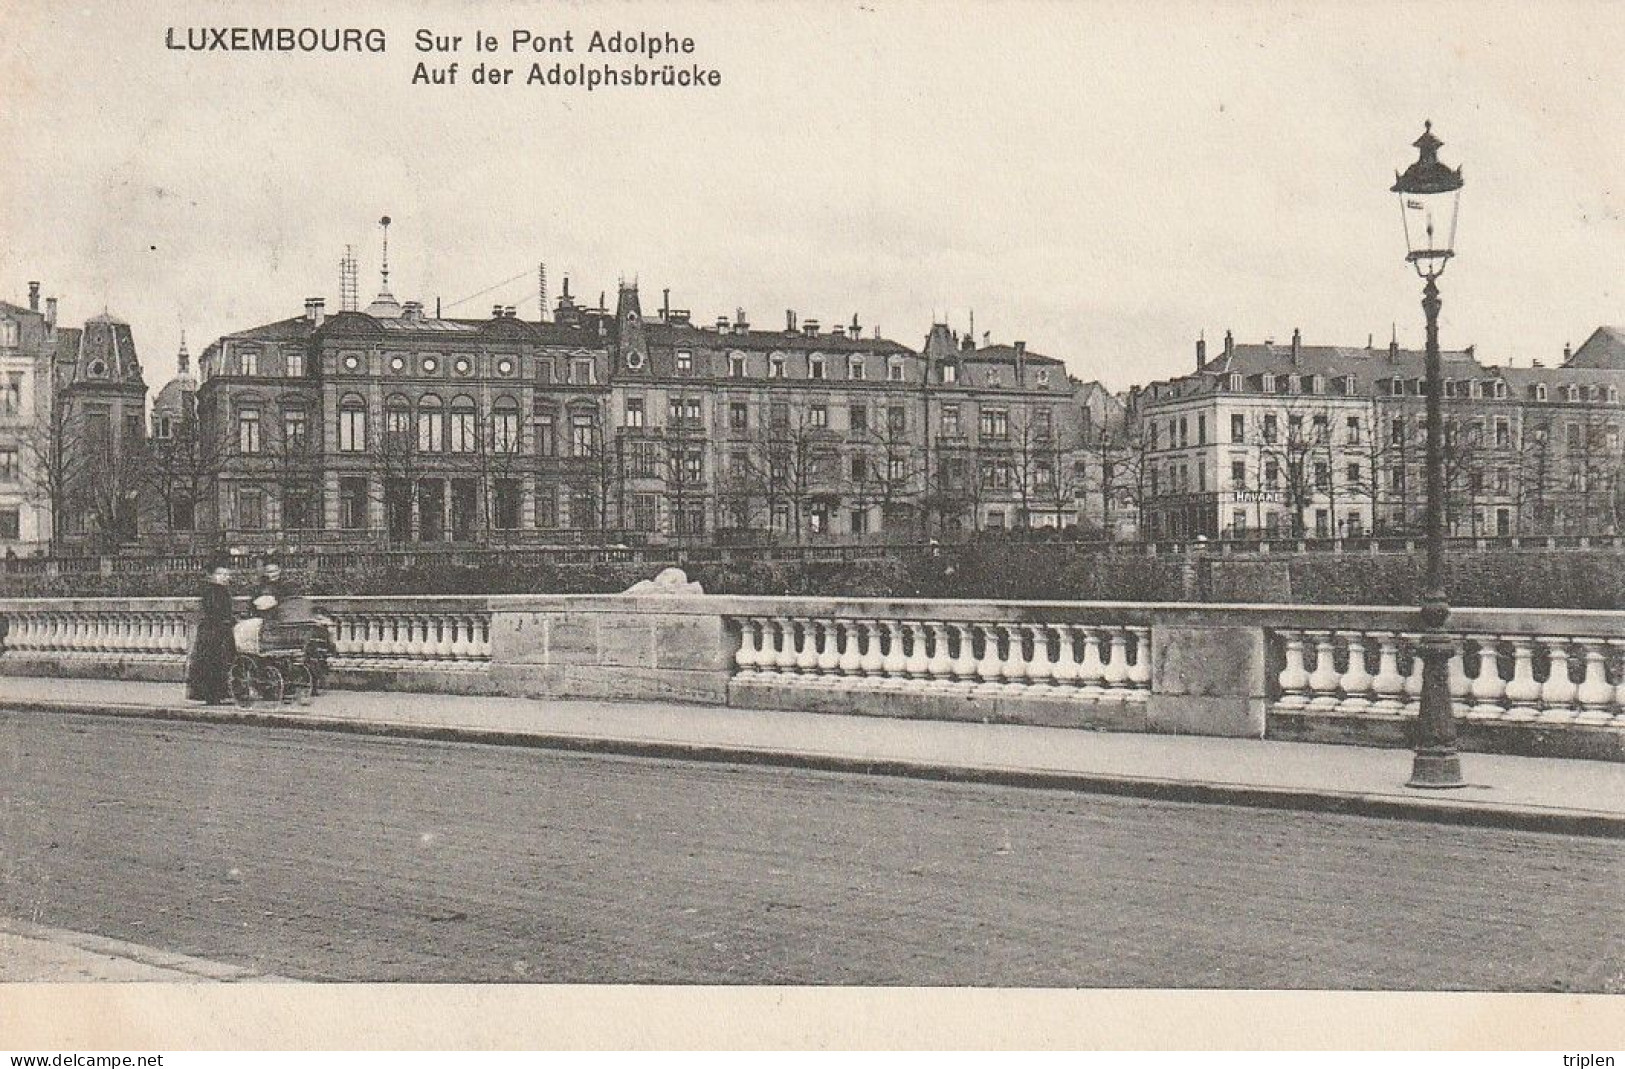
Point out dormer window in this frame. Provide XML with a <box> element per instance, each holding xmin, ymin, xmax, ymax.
<box><xmin>1228</xmin><ymin>373</ymin><xmax>1243</xmax><ymax>392</ymax></box>
<box><xmin>848</xmin><ymin>356</ymin><xmax>865</xmax><ymax>380</ymax></box>
<box><xmin>1610</xmin><ymin>387</ymin><xmax>1620</xmax><ymax>404</ymax></box>
<box><xmin>1310</xmin><ymin>375</ymin><xmax>1324</xmax><ymax>394</ymax></box>
<box><xmin>239</xmin><ymin>350</ymin><xmax>257</xmax><ymax>376</ymax></box>
<box><xmin>987</xmin><ymin>368</ymin><xmax>1001</xmax><ymax>387</ymax></box>
<box><xmin>1036</xmin><ymin>368</ymin><xmax>1050</xmax><ymax>387</ymax></box>
<box><xmin>1495</xmin><ymin>381</ymin><xmax>1508</xmax><ymax>399</ymax></box>
<box><xmin>888</xmin><ymin>358</ymin><xmax>905</xmax><ymax>382</ymax></box>
<box><xmin>1534</xmin><ymin>384</ymin><xmax>1548</xmax><ymax>401</ymax></box>
<box><xmin>769</xmin><ymin>354</ymin><xmax>786</xmax><ymax>379</ymax></box>
<box><xmin>1261</xmin><ymin>373</ymin><xmax>1275</xmax><ymax>393</ymax></box>
<box><xmin>729</xmin><ymin>352</ymin><xmax>746</xmax><ymax>378</ymax></box>
<box><xmin>1566</xmin><ymin>385</ymin><xmax>1579</xmax><ymax>402</ymax></box>
<box><xmin>941</xmin><ymin>364</ymin><xmax>956</xmax><ymax>384</ymax></box>
<box><xmin>676</xmin><ymin>349</ymin><xmax>693</xmax><ymax>375</ymax></box>
<box><xmin>809</xmin><ymin>355</ymin><xmax>826</xmax><ymax>380</ymax></box>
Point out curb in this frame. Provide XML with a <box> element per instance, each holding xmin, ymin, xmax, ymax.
<box><xmin>0</xmin><ymin>918</ymin><xmax>292</xmax><ymax>983</ymax></box>
<box><xmin>10</xmin><ymin>697</ymin><xmax>1625</xmax><ymax>840</ymax></box>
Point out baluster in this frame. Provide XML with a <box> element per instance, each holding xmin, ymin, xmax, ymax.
<box><xmin>1447</xmin><ymin>640</ymin><xmax>1471</xmax><ymax>705</ymax></box>
<box><xmin>902</xmin><ymin>621</ymin><xmax>931</xmax><ymax>683</ymax></box>
<box><xmin>1402</xmin><ymin>633</ymin><xmax>1424</xmax><ymax>713</ymax></box>
<box><xmin>878</xmin><ymin>620</ymin><xmax>910</xmax><ymax>689</ymax></box>
<box><xmin>857</xmin><ymin>619</ymin><xmax>886</xmax><ymax>680</ymax></box>
<box><xmin>1022</xmin><ymin>624</ymin><xmax>1056</xmax><ymax>696</ymax></box>
<box><xmin>794</xmin><ymin>619</ymin><xmax>821</xmax><ymax>677</ymax></box>
<box><xmin>1050</xmin><ymin>624</ymin><xmax>1080</xmax><ymax>691</ymax></box>
<box><xmin>1502</xmin><ymin>635</ymin><xmax>1541</xmax><ymax>721</ymax></box>
<box><xmin>973</xmin><ymin>623</ymin><xmax>1005</xmax><ymax>695</ymax></box>
<box><xmin>925</xmin><ymin>622</ymin><xmax>956</xmax><ymax>691</ymax></box>
<box><xmin>734</xmin><ymin>617</ymin><xmax>763</xmax><ymax>679</ymax></box>
<box><xmin>994</xmin><ymin>624</ymin><xmax>1027</xmax><ymax>691</ymax></box>
<box><xmin>835</xmin><ymin>619</ymin><xmax>865</xmax><ymax>684</ymax></box>
<box><xmin>472</xmin><ymin>615</ymin><xmax>492</xmax><ymax>660</ymax></box>
<box><xmin>1306</xmin><ymin>631</ymin><xmax>1341</xmax><ymax>712</ymax></box>
<box><xmin>770</xmin><ymin>616</ymin><xmax>797</xmax><ymax>674</ymax></box>
<box><xmin>1100</xmin><ymin>629</ymin><xmax>1130</xmax><ymax>695</ymax></box>
<box><xmin>1610</xmin><ymin>640</ymin><xmax>1625</xmax><ymax>727</ymax></box>
<box><xmin>1336</xmin><ymin>631</ymin><xmax>1374</xmax><ymax>714</ymax></box>
<box><xmin>1077</xmin><ymin>627</ymin><xmax>1107</xmax><ymax>700</ymax></box>
<box><xmin>809</xmin><ymin>619</ymin><xmax>840</xmax><ymax>682</ymax></box>
<box><xmin>948</xmin><ymin>622</ymin><xmax>979</xmax><ymax>689</ymax></box>
<box><xmin>1538</xmin><ymin>637</ymin><xmax>1578</xmax><ymax>723</ymax></box>
<box><xmin>444</xmin><ymin>616</ymin><xmax>470</xmax><ymax>661</ymax></box>
<box><xmin>1466</xmin><ymin>636</ymin><xmax>1507</xmax><ymax>721</ymax></box>
<box><xmin>1275</xmin><ymin>629</ymin><xmax>1310</xmax><ymax>711</ymax></box>
<box><xmin>1366</xmin><ymin>632</ymin><xmax>1406</xmax><ymax>716</ymax></box>
<box><xmin>1573</xmin><ymin>639</ymin><xmax>1614</xmax><ymax>725</ymax></box>
<box><xmin>1126</xmin><ymin>626</ymin><xmax>1152</xmax><ymax>699</ymax></box>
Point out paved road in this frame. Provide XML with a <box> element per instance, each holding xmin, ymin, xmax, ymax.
<box><xmin>0</xmin><ymin>710</ymin><xmax>1620</xmax><ymax>989</ymax></box>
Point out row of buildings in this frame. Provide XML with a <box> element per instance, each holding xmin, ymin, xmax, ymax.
<box><xmin>5</xmin><ymin>253</ymin><xmax>1625</xmax><ymax>555</ymax></box>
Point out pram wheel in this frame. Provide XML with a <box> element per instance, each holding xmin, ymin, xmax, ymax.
<box><xmin>229</xmin><ymin>656</ymin><xmax>257</xmax><ymax>707</ymax></box>
<box><xmin>285</xmin><ymin>663</ymin><xmax>314</xmax><ymax>706</ymax></box>
<box><xmin>259</xmin><ymin>663</ymin><xmax>286</xmax><ymax>705</ymax></box>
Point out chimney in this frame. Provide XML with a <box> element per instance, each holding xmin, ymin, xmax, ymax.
<box><xmin>402</xmin><ymin>301</ymin><xmax>423</xmax><ymax>323</ymax></box>
<box><xmin>1389</xmin><ymin>335</ymin><xmax>1399</xmax><ymax>362</ymax></box>
<box><xmin>1196</xmin><ymin>335</ymin><xmax>1207</xmax><ymax>371</ymax></box>
<box><xmin>851</xmin><ymin>313</ymin><xmax>861</xmax><ymax>338</ymax></box>
<box><xmin>961</xmin><ymin>334</ymin><xmax>975</xmax><ymax>353</ymax></box>
<box><xmin>803</xmin><ymin>318</ymin><xmax>820</xmax><ymax>337</ymax></box>
<box><xmin>1223</xmin><ymin>329</ymin><xmax>1234</xmax><ymax>358</ymax></box>
<box><xmin>493</xmin><ymin>304</ymin><xmax>505</xmax><ymax>318</ymax></box>
<box><xmin>504</xmin><ymin>305</ymin><xmax>516</xmax><ymax>318</ymax></box>
<box><xmin>662</xmin><ymin>288</ymin><xmax>671</xmax><ymax>321</ymax></box>
<box><xmin>734</xmin><ymin>308</ymin><xmax>749</xmax><ymax>334</ymax></box>
<box><xmin>1564</xmin><ymin>341</ymin><xmax>1573</xmax><ymax>364</ymax></box>
<box><xmin>786</xmin><ymin>309</ymin><xmax>798</xmax><ymax>334</ymax></box>
<box><xmin>27</xmin><ymin>282</ymin><xmax>39</xmax><ymax>312</ymax></box>
<box><xmin>44</xmin><ymin>297</ymin><xmax>56</xmax><ymax>328</ymax></box>
<box><xmin>716</xmin><ymin>315</ymin><xmax>730</xmax><ymax>332</ymax></box>
<box><xmin>833</xmin><ymin>326</ymin><xmax>847</xmax><ymax>339</ymax></box>
<box><xmin>310</xmin><ymin>297</ymin><xmax>326</xmax><ymax>326</ymax></box>
<box><xmin>1532</xmin><ymin>359</ymin><xmax>1545</xmax><ymax>368</ymax></box>
<box><xmin>1291</xmin><ymin>328</ymin><xmax>1301</xmax><ymax>365</ymax></box>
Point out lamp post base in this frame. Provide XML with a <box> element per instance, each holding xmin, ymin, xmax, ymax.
<box><xmin>1407</xmin><ymin>748</ymin><xmax>1466</xmax><ymax>789</ymax></box>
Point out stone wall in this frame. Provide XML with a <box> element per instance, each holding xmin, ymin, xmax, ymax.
<box><xmin>3</xmin><ymin>594</ymin><xmax>1623</xmax><ymax>759</ymax></box>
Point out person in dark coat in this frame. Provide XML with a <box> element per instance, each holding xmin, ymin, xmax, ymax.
<box><xmin>186</xmin><ymin>557</ymin><xmax>237</xmax><ymax>703</ymax></box>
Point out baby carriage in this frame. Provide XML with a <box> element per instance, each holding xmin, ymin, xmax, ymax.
<box><xmin>228</xmin><ymin>596</ymin><xmax>335</xmax><ymax>707</ymax></box>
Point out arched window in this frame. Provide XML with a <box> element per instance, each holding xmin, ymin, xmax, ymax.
<box><xmin>417</xmin><ymin>395</ymin><xmax>444</xmax><ymax>453</ymax></box>
<box><xmin>338</xmin><ymin>394</ymin><xmax>367</xmax><ymax>453</ymax></box>
<box><xmin>492</xmin><ymin>396</ymin><xmax>520</xmax><ymax>454</ymax></box>
<box><xmin>449</xmin><ymin>395</ymin><xmax>478</xmax><ymax>454</ymax></box>
<box><xmin>384</xmin><ymin>394</ymin><xmax>412</xmax><ymax>445</ymax></box>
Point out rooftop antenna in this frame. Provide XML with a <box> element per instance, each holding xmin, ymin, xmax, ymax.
<box><xmin>339</xmin><ymin>245</ymin><xmax>358</xmax><ymax>312</ymax></box>
<box><xmin>969</xmin><ymin>308</ymin><xmax>975</xmax><ymax>343</ymax></box>
<box><xmin>379</xmin><ymin>215</ymin><xmax>392</xmax><ymax>292</ymax></box>
<box><xmin>538</xmin><ymin>263</ymin><xmax>548</xmax><ymax>322</ymax></box>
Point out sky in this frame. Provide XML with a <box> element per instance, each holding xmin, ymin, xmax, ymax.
<box><xmin>2</xmin><ymin>0</ymin><xmax>1623</xmax><ymax>392</ymax></box>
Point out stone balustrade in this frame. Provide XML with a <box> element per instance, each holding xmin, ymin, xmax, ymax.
<box><xmin>1</xmin><ymin>593</ymin><xmax>1621</xmax><ymax>759</ymax></box>
<box><xmin>1275</xmin><ymin>628</ymin><xmax>1625</xmax><ymax>728</ymax></box>
<box><xmin>0</xmin><ymin>596</ymin><xmax>493</xmax><ymax>686</ymax></box>
<box><xmin>0</xmin><ymin>605</ymin><xmax>193</xmax><ymax>663</ymax></box>
<box><xmin>731</xmin><ymin>614</ymin><xmax>1151</xmax><ymax>704</ymax></box>
<box><xmin>326</xmin><ymin>609</ymin><xmax>492</xmax><ymax>672</ymax></box>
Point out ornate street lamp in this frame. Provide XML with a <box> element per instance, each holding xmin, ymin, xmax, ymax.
<box><xmin>1392</xmin><ymin>121</ymin><xmax>1466</xmax><ymax>788</ymax></box>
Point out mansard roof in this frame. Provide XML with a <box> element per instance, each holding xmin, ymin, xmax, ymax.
<box><xmin>648</xmin><ymin>321</ymin><xmax>913</xmax><ymax>355</ymax></box>
<box><xmin>1566</xmin><ymin>326</ymin><xmax>1625</xmax><ymax>370</ymax></box>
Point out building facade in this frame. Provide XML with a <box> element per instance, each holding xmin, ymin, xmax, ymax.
<box><xmin>0</xmin><ymin>284</ymin><xmax>59</xmax><ymax>554</ymax></box>
<box><xmin>1134</xmin><ymin>329</ymin><xmax>1625</xmax><ymax>541</ymax></box>
<box><xmin>192</xmin><ymin>267</ymin><xmax>1104</xmax><ymax>548</ymax></box>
